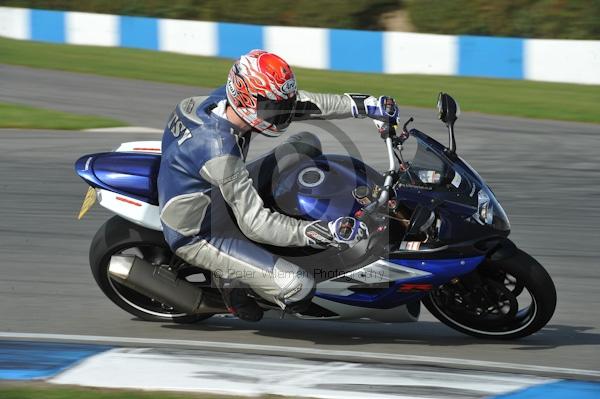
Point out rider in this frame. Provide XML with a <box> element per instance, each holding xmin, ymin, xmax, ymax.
<box><xmin>158</xmin><ymin>49</ymin><xmax>399</xmax><ymax>321</ymax></box>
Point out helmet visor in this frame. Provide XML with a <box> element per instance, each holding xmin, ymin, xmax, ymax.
<box><xmin>256</xmin><ymin>95</ymin><xmax>297</xmax><ymax>131</ymax></box>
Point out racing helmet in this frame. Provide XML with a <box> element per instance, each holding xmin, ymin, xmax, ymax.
<box><xmin>226</xmin><ymin>50</ymin><xmax>297</xmax><ymax>137</ymax></box>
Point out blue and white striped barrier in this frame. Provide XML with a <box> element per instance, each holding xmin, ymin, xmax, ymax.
<box><xmin>1</xmin><ymin>6</ymin><xmax>599</xmax><ymax>85</ymax></box>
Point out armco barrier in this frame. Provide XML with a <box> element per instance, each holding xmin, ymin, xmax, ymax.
<box><xmin>1</xmin><ymin>6</ymin><xmax>599</xmax><ymax>85</ymax></box>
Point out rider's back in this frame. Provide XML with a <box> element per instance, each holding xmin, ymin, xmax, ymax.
<box><xmin>158</xmin><ymin>87</ymin><xmax>242</xmax><ymax>250</ymax></box>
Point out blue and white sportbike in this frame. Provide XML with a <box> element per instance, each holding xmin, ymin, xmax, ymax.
<box><xmin>75</xmin><ymin>93</ymin><xmax>556</xmax><ymax>339</ymax></box>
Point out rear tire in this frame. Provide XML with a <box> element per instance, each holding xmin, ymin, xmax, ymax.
<box><xmin>89</xmin><ymin>216</ymin><xmax>213</xmax><ymax>323</ymax></box>
<box><xmin>423</xmin><ymin>249</ymin><xmax>556</xmax><ymax>339</ymax></box>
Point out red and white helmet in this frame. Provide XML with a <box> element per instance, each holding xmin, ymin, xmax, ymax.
<box><xmin>226</xmin><ymin>50</ymin><xmax>297</xmax><ymax>137</ymax></box>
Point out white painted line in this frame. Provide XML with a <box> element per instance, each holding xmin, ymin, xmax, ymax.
<box><xmin>84</xmin><ymin>126</ymin><xmax>162</xmax><ymax>134</ymax></box>
<box><xmin>524</xmin><ymin>39</ymin><xmax>600</xmax><ymax>85</ymax></box>
<box><xmin>0</xmin><ymin>7</ymin><xmax>29</xmax><ymax>40</ymax></box>
<box><xmin>383</xmin><ymin>32</ymin><xmax>457</xmax><ymax>75</ymax></box>
<box><xmin>158</xmin><ymin>19</ymin><xmax>217</xmax><ymax>56</ymax></box>
<box><xmin>264</xmin><ymin>26</ymin><xmax>329</xmax><ymax>69</ymax></box>
<box><xmin>65</xmin><ymin>12</ymin><xmax>118</xmax><ymax>47</ymax></box>
<box><xmin>51</xmin><ymin>348</ymin><xmax>554</xmax><ymax>399</ymax></box>
<box><xmin>2</xmin><ymin>332</ymin><xmax>599</xmax><ymax>378</ymax></box>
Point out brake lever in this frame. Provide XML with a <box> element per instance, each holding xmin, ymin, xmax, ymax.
<box><xmin>357</xmin><ymin>177</ymin><xmax>397</xmax><ymax>221</ymax></box>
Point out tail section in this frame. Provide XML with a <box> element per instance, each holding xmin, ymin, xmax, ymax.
<box><xmin>74</xmin><ymin>141</ymin><xmax>163</xmax><ymax>231</ymax></box>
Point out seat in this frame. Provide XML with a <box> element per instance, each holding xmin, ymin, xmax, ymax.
<box><xmin>86</xmin><ymin>132</ymin><xmax>321</xmax><ymax>207</ymax></box>
<box><xmin>91</xmin><ymin>152</ymin><xmax>161</xmax><ymax>205</ymax></box>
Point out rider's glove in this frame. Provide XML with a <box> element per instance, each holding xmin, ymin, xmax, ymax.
<box><xmin>304</xmin><ymin>217</ymin><xmax>369</xmax><ymax>249</ymax></box>
<box><xmin>346</xmin><ymin>93</ymin><xmax>400</xmax><ymax>125</ymax></box>
<box><xmin>330</xmin><ymin>216</ymin><xmax>369</xmax><ymax>246</ymax></box>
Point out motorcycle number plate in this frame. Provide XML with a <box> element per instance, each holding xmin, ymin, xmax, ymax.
<box><xmin>78</xmin><ymin>187</ymin><xmax>97</xmax><ymax>219</ymax></box>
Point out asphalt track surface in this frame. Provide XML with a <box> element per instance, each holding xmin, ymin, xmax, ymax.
<box><xmin>1</xmin><ymin>65</ymin><xmax>599</xmax><ymax>373</ymax></box>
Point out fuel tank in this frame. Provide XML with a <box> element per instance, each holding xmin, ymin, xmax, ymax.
<box><xmin>269</xmin><ymin>154</ymin><xmax>384</xmax><ymax>221</ymax></box>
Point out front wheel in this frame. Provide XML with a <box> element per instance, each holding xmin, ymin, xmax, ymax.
<box><xmin>423</xmin><ymin>249</ymin><xmax>556</xmax><ymax>339</ymax></box>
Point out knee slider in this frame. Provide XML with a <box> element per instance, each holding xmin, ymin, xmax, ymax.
<box><xmin>272</xmin><ymin>258</ymin><xmax>315</xmax><ymax>304</ymax></box>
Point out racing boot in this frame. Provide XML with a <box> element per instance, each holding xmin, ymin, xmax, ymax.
<box><xmin>214</xmin><ymin>276</ymin><xmax>263</xmax><ymax>322</ymax></box>
<box><xmin>277</xmin><ymin>285</ymin><xmax>316</xmax><ymax>318</ymax></box>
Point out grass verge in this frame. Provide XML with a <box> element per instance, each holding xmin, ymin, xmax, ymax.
<box><xmin>1</xmin><ymin>37</ymin><xmax>599</xmax><ymax>123</ymax></box>
<box><xmin>0</xmin><ymin>102</ymin><xmax>126</xmax><ymax>130</ymax></box>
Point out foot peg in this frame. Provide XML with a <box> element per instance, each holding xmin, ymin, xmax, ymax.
<box><xmin>214</xmin><ymin>277</ymin><xmax>264</xmax><ymax>322</ymax></box>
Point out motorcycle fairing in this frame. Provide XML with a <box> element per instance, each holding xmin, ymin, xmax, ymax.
<box><xmin>95</xmin><ymin>188</ymin><xmax>162</xmax><ymax>231</ymax></box>
<box><xmin>315</xmin><ymin>255</ymin><xmax>485</xmax><ymax>309</ymax></box>
<box><xmin>400</xmin><ymin>129</ymin><xmax>510</xmax><ymax>234</ymax></box>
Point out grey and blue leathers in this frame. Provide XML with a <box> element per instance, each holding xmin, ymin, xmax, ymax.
<box><xmin>158</xmin><ymin>86</ymin><xmax>352</xmax><ymax>307</ymax></box>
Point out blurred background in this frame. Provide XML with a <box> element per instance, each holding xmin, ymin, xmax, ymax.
<box><xmin>0</xmin><ymin>1</ymin><xmax>599</xmax><ymax>398</ymax></box>
<box><xmin>2</xmin><ymin>0</ymin><xmax>599</xmax><ymax>39</ymax></box>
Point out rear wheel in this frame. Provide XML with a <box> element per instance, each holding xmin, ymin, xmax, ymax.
<box><xmin>89</xmin><ymin>216</ymin><xmax>214</xmax><ymax>323</ymax></box>
<box><xmin>423</xmin><ymin>249</ymin><xmax>556</xmax><ymax>339</ymax></box>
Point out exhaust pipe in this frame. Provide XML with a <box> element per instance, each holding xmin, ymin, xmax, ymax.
<box><xmin>108</xmin><ymin>255</ymin><xmax>226</xmax><ymax>315</ymax></box>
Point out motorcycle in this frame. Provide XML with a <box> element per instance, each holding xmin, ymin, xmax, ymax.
<box><xmin>75</xmin><ymin>93</ymin><xmax>556</xmax><ymax>339</ymax></box>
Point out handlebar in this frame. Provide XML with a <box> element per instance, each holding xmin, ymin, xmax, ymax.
<box><xmin>359</xmin><ymin>117</ymin><xmax>415</xmax><ymax>220</ymax></box>
<box><xmin>360</xmin><ymin>122</ymin><xmax>398</xmax><ymax>217</ymax></box>
<box><xmin>379</xmin><ymin>136</ymin><xmax>396</xmax><ymax>204</ymax></box>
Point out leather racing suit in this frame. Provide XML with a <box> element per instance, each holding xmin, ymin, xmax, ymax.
<box><xmin>158</xmin><ymin>86</ymin><xmax>353</xmax><ymax>308</ymax></box>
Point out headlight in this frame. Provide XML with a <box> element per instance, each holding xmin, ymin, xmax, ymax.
<box><xmin>474</xmin><ymin>188</ymin><xmax>510</xmax><ymax>231</ymax></box>
<box><xmin>477</xmin><ymin>190</ymin><xmax>493</xmax><ymax>224</ymax></box>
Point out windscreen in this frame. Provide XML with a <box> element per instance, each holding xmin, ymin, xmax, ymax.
<box><xmin>398</xmin><ymin>136</ymin><xmax>459</xmax><ymax>188</ymax></box>
<box><xmin>397</xmin><ymin>131</ymin><xmax>509</xmax><ymax>231</ymax></box>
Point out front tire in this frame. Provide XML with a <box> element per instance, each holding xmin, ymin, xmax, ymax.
<box><xmin>423</xmin><ymin>249</ymin><xmax>556</xmax><ymax>339</ymax></box>
<box><xmin>89</xmin><ymin>216</ymin><xmax>213</xmax><ymax>323</ymax></box>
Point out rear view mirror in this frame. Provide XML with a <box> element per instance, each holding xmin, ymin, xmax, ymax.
<box><xmin>437</xmin><ymin>92</ymin><xmax>460</xmax><ymax>154</ymax></box>
<box><xmin>437</xmin><ymin>92</ymin><xmax>460</xmax><ymax>125</ymax></box>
